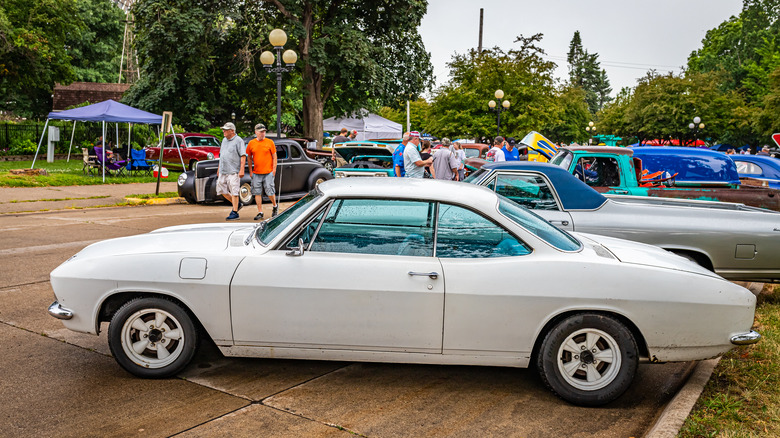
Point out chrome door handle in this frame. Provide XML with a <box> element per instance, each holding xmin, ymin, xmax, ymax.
<box><xmin>549</xmin><ymin>220</ymin><xmax>570</xmax><ymax>226</ymax></box>
<box><xmin>408</xmin><ymin>271</ymin><xmax>439</xmax><ymax>280</ymax></box>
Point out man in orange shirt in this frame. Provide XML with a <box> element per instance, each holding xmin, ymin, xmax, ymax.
<box><xmin>245</xmin><ymin>123</ymin><xmax>278</xmax><ymax>219</ymax></box>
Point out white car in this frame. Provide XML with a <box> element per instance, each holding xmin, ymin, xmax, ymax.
<box><xmin>48</xmin><ymin>178</ymin><xmax>760</xmax><ymax>406</ymax></box>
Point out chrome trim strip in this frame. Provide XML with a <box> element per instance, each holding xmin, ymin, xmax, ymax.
<box><xmin>731</xmin><ymin>330</ymin><xmax>761</xmax><ymax>345</ymax></box>
<box><xmin>48</xmin><ymin>301</ymin><xmax>74</xmax><ymax>320</ymax></box>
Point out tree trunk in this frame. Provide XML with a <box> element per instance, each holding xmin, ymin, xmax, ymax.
<box><xmin>302</xmin><ymin>65</ymin><xmax>324</xmax><ymax>145</ymax></box>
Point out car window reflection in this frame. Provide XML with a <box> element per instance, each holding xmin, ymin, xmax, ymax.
<box><xmin>436</xmin><ymin>203</ymin><xmax>530</xmax><ymax>258</ymax></box>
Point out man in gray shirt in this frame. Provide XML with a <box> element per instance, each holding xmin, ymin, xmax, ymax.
<box><xmin>216</xmin><ymin>122</ymin><xmax>246</xmax><ymax>220</ymax></box>
<box><xmin>403</xmin><ymin>131</ymin><xmax>432</xmax><ymax>178</ymax></box>
<box><xmin>432</xmin><ymin>142</ymin><xmax>460</xmax><ymax>181</ymax></box>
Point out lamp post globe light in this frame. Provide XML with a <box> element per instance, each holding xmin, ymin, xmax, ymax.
<box><xmin>689</xmin><ymin>117</ymin><xmax>704</xmax><ymax>146</ymax></box>
<box><xmin>586</xmin><ymin>122</ymin><xmax>596</xmax><ymax>144</ymax></box>
<box><xmin>488</xmin><ymin>90</ymin><xmax>510</xmax><ymax>137</ymax></box>
<box><xmin>260</xmin><ymin>29</ymin><xmax>297</xmax><ymax>138</ymax></box>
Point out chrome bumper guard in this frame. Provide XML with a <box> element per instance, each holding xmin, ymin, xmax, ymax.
<box><xmin>48</xmin><ymin>301</ymin><xmax>74</xmax><ymax>320</ymax></box>
<box><xmin>731</xmin><ymin>330</ymin><xmax>761</xmax><ymax>345</ymax></box>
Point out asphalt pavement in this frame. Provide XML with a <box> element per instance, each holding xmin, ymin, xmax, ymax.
<box><xmin>0</xmin><ymin>185</ymin><xmax>713</xmax><ymax>437</ymax></box>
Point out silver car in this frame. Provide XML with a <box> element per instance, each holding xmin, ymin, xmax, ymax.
<box><xmin>466</xmin><ymin>161</ymin><xmax>780</xmax><ymax>283</ymax></box>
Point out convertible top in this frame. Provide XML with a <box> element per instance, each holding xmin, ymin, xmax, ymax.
<box><xmin>481</xmin><ymin>162</ymin><xmax>608</xmax><ymax>210</ymax></box>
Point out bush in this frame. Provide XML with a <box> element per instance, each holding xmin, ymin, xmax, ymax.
<box><xmin>7</xmin><ymin>138</ymin><xmax>37</xmax><ymax>155</ymax></box>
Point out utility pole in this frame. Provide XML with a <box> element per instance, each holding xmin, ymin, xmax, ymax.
<box><xmin>478</xmin><ymin>8</ymin><xmax>484</xmax><ymax>54</ymax></box>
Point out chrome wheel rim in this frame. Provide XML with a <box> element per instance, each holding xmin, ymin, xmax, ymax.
<box><xmin>121</xmin><ymin>308</ymin><xmax>185</xmax><ymax>369</ymax></box>
<box><xmin>239</xmin><ymin>183</ymin><xmax>252</xmax><ymax>204</ymax></box>
<box><xmin>556</xmin><ymin>328</ymin><xmax>621</xmax><ymax>391</ymax></box>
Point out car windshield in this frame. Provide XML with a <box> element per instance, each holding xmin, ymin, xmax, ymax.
<box><xmin>497</xmin><ymin>197</ymin><xmax>581</xmax><ymax>251</ymax></box>
<box><xmin>549</xmin><ymin>150</ymin><xmax>573</xmax><ymax>168</ymax></box>
<box><xmin>464</xmin><ymin>148</ymin><xmax>481</xmax><ymax>158</ymax></box>
<box><xmin>185</xmin><ymin>137</ymin><xmax>220</xmax><ymax>147</ymax></box>
<box><xmin>258</xmin><ymin>191</ymin><xmax>321</xmax><ymax>245</ymax></box>
<box><xmin>463</xmin><ymin>167</ymin><xmax>488</xmax><ymax>183</ymax></box>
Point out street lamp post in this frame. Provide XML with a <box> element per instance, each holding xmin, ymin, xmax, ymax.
<box><xmin>488</xmin><ymin>90</ymin><xmax>510</xmax><ymax>137</ymax></box>
<box><xmin>260</xmin><ymin>29</ymin><xmax>297</xmax><ymax>138</ymax></box>
<box><xmin>585</xmin><ymin>121</ymin><xmax>597</xmax><ymax>145</ymax></box>
<box><xmin>688</xmin><ymin>116</ymin><xmax>705</xmax><ymax>146</ymax></box>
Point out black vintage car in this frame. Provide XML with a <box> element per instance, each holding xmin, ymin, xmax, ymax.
<box><xmin>177</xmin><ymin>138</ymin><xmax>333</xmax><ymax>204</ymax></box>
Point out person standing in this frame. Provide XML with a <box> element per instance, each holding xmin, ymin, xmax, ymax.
<box><xmin>758</xmin><ymin>145</ymin><xmax>771</xmax><ymax>156</ymax></box>
<box><xmin>245</xmin><ymin>123</ymin><xmax>279</xmax><ymax>220</ymax></box>
<box><xmin>216</xmin><ymin>122</ymin><xmax>246</xmax><ymax>220</ymax></box>
<box><xmin>403</xmin><ymin>131</ymin><xmax>432</xmax><ymax>178</ymax></box>
<box><xmin>502</xmin><ymin>137</ymin><xmax>521</xmax><ymax>161</ymax></box>
<box><xmin>348</xmin><ymin>130</ymin><xmax>358</xmax><ymax>141</ymax></box>
<box><xmin>420</xmin><ymin>139</ymin><xmax>435</xmax><ymax>178</ymax></box>
<box><xmin>486</xmin><ymin>136</ymin><xmax>506</xmax><ymax>162</ymax></box>
<box><xmin>332</xmin><ymin>128</ymin><xmax>350</xmax><ymax>144</ymax></box>
<box><xmin>450</xmin><ymin>140</ymin><xmax>467</xmax><ymax>181</ymax></box>
<box><xmin>393</xmin><ymin>132</ymin><xmax>410</xmax><ymax>177</ymax></box>
<box><xmin>432</xmin><ymin>139</ymin><xmax>460</xmax><ymax>181</ymax></box>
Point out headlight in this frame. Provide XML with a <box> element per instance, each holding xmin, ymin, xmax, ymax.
<box><xmin>334</xmin><ymin>171</ymin><xmax>346</xmax><ymax>178</ymax></box>
<box><xmin>178</xmin><ymin>173</ymin><xmax>188</xmax><ymax>186</ymax></box>
<box><xmin>207</xmin><ymin>152</ymin><xmax>215</xmax><ymax>159</ymax></box>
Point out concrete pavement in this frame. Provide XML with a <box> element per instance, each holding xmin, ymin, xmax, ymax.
<box><xmin>0</xmin><ymin>191</ymin><xmax>713</xmax><ymax>437</ymax></box>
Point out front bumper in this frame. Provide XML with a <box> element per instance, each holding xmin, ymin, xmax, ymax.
<box><xmin>48</xmin><ymin>301</ymin><xmax>74</xmax><ymax>320</ymax></box>
<box><xmin>731</xmin><ymin>330</ymin><xmax>761</xmax><ymax>345</ymax></box>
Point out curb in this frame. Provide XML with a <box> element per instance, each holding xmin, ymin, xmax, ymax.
<box><xmin>644</xmin><ymin>358</ymin><xmax>720</xmax><ymax>438</ymax></box>
<box><xmin>124</xmin><ymin>197</ymin><xmax>188</xmax><ymax>205</ymax></box>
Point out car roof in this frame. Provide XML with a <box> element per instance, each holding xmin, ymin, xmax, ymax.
<box><xmin>481</xmin><ymin>161</ymin><xmax>607</xmax><ymax>210</ymax></box>
<box><xmin>631</xmin><ymin>146</ymin><xmax>728</xmax><ymax>159</ymax></box>
<box><xmin>732</xmin><ymin>154</ymin><xmax>780</xmax><ymax>167</ymax></box>
<box><xmin>561</xmin><ymin>146</ymin><xmax>633</xmax><ymax>155</ymax></box>
<box><xmin>317</xmin><ymin>177</ymin><xmax>500</xmax><ymax>210</ymax></box>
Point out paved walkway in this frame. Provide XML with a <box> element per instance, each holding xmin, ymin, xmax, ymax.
<box><xmin>0</xmin><ymin>182</ymin><xmax>180</xmax><ymax>214</ymax></box>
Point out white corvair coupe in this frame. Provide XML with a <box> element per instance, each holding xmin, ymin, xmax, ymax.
<box><xmin>48</xmin><ymin>178</ymin><xmax>760</xmax><ymax>406</ymax></box>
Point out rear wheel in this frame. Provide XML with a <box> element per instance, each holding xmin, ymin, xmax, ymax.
<box><xmin>536</xmin><ymin>313</ymin><xmax>638</xmax><ymax>406</ymax></box>
<box><xmin>239</xmin><ymin>182</ymin><xmax>254</xmax><ymax>205</ymax></box>
<box><xmin>108</xmin><ymin>297</ymin><xmax>199</xmax><ymax>378</ymax></box>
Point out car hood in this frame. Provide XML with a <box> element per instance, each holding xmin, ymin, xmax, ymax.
<box><xmin>69</xmin><ymin>223</ymin><xmax>253</xmax><ymax>260</ymax></box>
<box><xmin>574</xmin><ymin>232</ymin><xmax>723</xmax><ymax>279</ymax></box>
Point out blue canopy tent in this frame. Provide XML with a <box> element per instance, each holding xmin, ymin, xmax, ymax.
<box><xmin>32</xmin><ymin>100</ymin><xmax>163</xmax><ymax>181</ymax></box>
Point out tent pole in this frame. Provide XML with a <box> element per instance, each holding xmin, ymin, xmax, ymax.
<box><xmin>115</xmin><ymin>122</ymin><xmax>120</xmax><ymax>156</ymax></box>
<box><xmin>170</xmin><ymin>125</ymin><xmax>186</xmax><ymax>170</ymax></box>
<box><xmin>102</xmin><ymin>121</ymin><xmax>106</xmax><ymax>182</ymax></box>
<box><xmin>127</xmin><ymin>123</ymin><xmax>132</xmax><ymax>160</ymax></box>
<box><xmin>66</xmin><ymin>121</ymin><xmax>76</xmax><ymax>162</ymax></box>
<box><xmin>30</xmin><ymin>119</ymin><xmax>50</xmax><ymax>169</ymax></box>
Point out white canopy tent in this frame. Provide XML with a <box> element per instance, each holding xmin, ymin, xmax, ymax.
<box><xmin>323</xmin><ymin>111</ymin><xmax>402</xmax><ymax>141</ymax></box>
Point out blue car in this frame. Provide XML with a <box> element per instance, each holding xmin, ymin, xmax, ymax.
<box><xmin>731</xmin><ymin>155</ymin><xmax>780</xmax><ymax>188</ymax></box>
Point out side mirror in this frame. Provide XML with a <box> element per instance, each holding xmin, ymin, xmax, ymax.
<box><xmin>286</xmin><ymin>238</ymin><xmax>305</xmax><ymax>257</ymax></box>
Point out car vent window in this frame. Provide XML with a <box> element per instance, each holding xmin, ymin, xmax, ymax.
<box><xmin>436</xmin><ymin>203</ymin><xmax>530</xmax><ymax>258</ymax></box>
<box><xmin>494</xmin><ymin>174</ymin><xmax>559</xmax><ymax>211</ymax></box>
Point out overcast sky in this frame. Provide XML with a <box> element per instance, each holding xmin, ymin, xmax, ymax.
<box><xmin>419</xmin><ymin>0</ymin><xmax>743</xmax><ymax>96</ymax></box>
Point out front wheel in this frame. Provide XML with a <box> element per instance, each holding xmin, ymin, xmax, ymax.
<box><xmin>536</xmin><ymin>313</ymin><xmax>638</xmax><ymax>406</ymax></box>
<box><xmin>108</xmin><ymin>297</ymin><xmax>199</xmax><ymax>378</ymax></box>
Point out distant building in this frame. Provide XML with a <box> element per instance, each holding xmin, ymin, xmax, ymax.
<box><xmin>52</xmin><ymin>82</ymin><xmax>131</xmax><ymax>111</ymax></box>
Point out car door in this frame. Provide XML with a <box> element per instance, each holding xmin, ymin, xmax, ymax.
<box><xmin>484</xmin><ymin>172</ymin><xmax>574</xmax><ymax>231</ymax></box>
<box><xmin>230</xmin><ymin>198</ymin><xmax>445</xmax><ymax>353</ymax></box>
<box><xmin>433</xmin><ymin>202</ymin><xmax>540</xmax><ymax>356</ymax></box>
<box><xmin>274</xmin><ymin>144</ymin><xmax>295</xmax><ymax>194</ymax></box>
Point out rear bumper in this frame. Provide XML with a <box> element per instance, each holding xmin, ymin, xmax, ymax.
<box><xmin>48</xmin><ymin>301</ymin><xmax>74</xmax><ymax>320</ymax></box>
<box><xmin>731</xmin><ymin>330</ymin><xmax>761</xmax><ymax>345</ymax></box>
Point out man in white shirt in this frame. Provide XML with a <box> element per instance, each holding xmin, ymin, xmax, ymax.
<box><xmin>486</xmin><ymin>136</ymin><xmax>506</xmax><ymax>162</ymax></box>
<box><xmin>402</xmin><ymin>131</ymin><xmax>432</xmax><ymax>178</ymax></box>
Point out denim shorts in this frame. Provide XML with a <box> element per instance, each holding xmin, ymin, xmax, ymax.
<box><xmin>251</xmin><ymin>173</ymin><xmax>275</xmax><ymax>196</ymax></box>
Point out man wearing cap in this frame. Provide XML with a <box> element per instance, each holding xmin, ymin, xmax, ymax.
<box><xmin>217</xmin><ymin>122</ymin><xmax>246</xmax><ymax>220</ymax></box>
<box><xmin>431</xmin><ymin>137</ymin><xmax>460</xmax><ymax>181</ymax></box>
<box><xmin>486</xmin><ymin>136</ymin><xmax>507</xmax><ymax>162</ymax></box>
<box><xmin>245</xmin><ymin>123</ymin><xmax>279</xmax><ymax>219</ymax></box>
<box><xmin>403</xmin><ymin>131</ymin><xmax>433</xmax><ymax>178</ymax></box>
<box><xmin>502</xmin><ymin>137</ymin><xmax>521</xmax><ymax>161</ymax></box>
<box><xmin>393</xmin><ymin>132</ymin><xmax>410</xmax><ymax>177</ymax></box>
<box><xmin>332</xmin><ymin>128</ymin><xmax>350</xmax><ymax>144</ymax></box>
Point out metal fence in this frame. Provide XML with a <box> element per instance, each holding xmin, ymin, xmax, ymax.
<box><xmin>0</xmin><ymin>122</ymin><xmax>157</xmax><ymax>153</ymax></box>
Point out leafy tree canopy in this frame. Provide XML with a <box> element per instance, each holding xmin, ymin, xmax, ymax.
<box><xmin>67</xmin><ymin>0</ymin><xmax>126</xmax><ymax>83</ymax></box>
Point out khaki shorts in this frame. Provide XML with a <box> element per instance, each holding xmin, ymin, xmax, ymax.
<box><xmin>216</xmin><ymin>173</ymin><xmax>240</xmax><ymax>196</ymax></box>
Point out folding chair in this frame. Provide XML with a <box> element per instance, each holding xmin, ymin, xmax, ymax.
<box><xmin>126</xmin><ymin>148</ymin><xmax>153</xmax><ymax>176</ymax></box>
<box><xmin>94</xmin><ymin>147</ymin><xmax>128</xmax><ymax>177</ymax></box>
<box><xmin>82</xmin><ymin>148</ymin><xmax>100</xmax><ymax>175</ymax></box>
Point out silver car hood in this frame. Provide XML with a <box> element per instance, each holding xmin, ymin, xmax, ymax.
<box><xmin>575</xmin><ymin>232</ymin><xmax>723</xmax><ymax>279</ymax></box>
<box><xmin>70</xmin><ymin>223</ymin><xmax>253</xmax><ymax>261</ymax></box>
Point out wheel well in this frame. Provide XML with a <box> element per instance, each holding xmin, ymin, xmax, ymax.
<box><xmin>667</xmin><ymin>249</ymin><xmax>714</xmax><ymax>272</ymax></box>
<box><xmin>530</xmin><ymin>310</ymin><xmax>649</xmax><ymax>365</ymax></box>
<box><xmin>97</xmin><ymin>292</ymin><xmax>202</xmax><ymax>335</ymax></box>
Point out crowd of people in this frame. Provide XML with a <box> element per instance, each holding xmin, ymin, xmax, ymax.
<box><xmin>391</xmin><ymin>131</ymin><xmax>529</xmax><ymax>180</ymax></box>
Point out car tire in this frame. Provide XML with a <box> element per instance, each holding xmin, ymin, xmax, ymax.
<box><xmin>536</xmin><ymin>313</ymin><xmax>638</xmax><ymax>406</ymax></box>
<box><xmin>308</xmin><ymin>172</ymin><xmax>329</xmax><ymax>190</ymax></box>
<box><xmin>183</xmin><ymin>194</ymin><xmax>197</xmax><ymax>204</ymax></box>
<box><xmin>188</xmin><ymin>160</ymin><xmax>198</xmax><ymax>171</ymax></box>
<box><xmin>239</xmin><ymin>182</ymin><xmax>254</xmax><ymax>205</ymax></box>
<box><xmin>323</xmin><ymin>159</ymin><xmax>335</xmax><ymax>172</ymax></box>
<box><xmin>108</xmin><ymin>297</ymin><xmax>199</xmax><ymax>378</ymax></box>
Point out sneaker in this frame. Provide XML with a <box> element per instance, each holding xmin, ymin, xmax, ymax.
<box><xmin>272</xmin><ymin>205</ymin><xmax>279</xmax><ymax>217</ymax></box>
<box><xmin>254</xmin><ymin>212</ymin><xmax>264</xmax><ymax>221</ymax></box>
<box><xmin>226</xmin><ymin>211</ymin><xmax>239</xmax><ymax>221</ymax></box>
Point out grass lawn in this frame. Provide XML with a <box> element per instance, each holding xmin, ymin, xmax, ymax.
<box><xmin>679</xmin><ymin>284</ymin><xmax>780</xmax><ymax>437</ymax></box>
<box><xmin>0</xmin><ymin>159</ymin><xmax>182</xmax><ymax>187</ymax></box>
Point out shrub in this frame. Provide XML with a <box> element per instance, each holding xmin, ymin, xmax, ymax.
<box><xmin>7</xmin><ymin>138</ymin><xmax>37</xmax><ymax>155</ymax></box>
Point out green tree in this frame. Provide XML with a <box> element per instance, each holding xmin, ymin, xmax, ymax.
<box><xmin>259</xmin><ymin>0</ymin><xmax>433</xmax><ymax>143</ymax></box>
<box><xmin>428</xmin><ymin>34</ymin><xmax>558</xmax><ymax>141</ymax></box>
<box><xmin>566</xmin><ymin>31</ymin><xmax>611</xmax><ymax>113</ymax></box>
<box><xmin>67</xmin><ymin>0</ymin><xmax>125</xmax><ymax>83</ymax></box>
<box><xmin>378</xmin><ymin>99</ymin><xmax>432</xmax><ymax>134</ymax></box>
<box><xmin>0</xmin><ymin>0</ymin><xmax>83</xmax><ymax>117</ymax></box>
<box><xmin>545</xmin><ymin>86</ymin><xmax>590</xmax><ymax>144</ymax></box>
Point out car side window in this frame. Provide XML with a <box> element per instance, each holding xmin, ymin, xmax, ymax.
<box><xmin>289</xmin><ymin>145</ymin><xmax>301</xmax><ymax>159</ymax></box>
<box><xmin>736</xmin><ymin>161</ymin><xmax>762</xmax><ymax>175</ymax></box>
<box><xmin>492</xmin><ymin>174</ymin><xmax>559</xmax><ymax>211</ymax></box>
<box><xmin>309</xmin><ymin>199</ymin><xmax>434</xmax><ymax>256</ymax></box>
<box><xmin>276</xmin><ymin>145</ymin><xmax>289</xmax><ymax>160</ymax></box>
<box><xmin>436</xmin><ymin>203</ymin><xmax>530</xmax><ymax>258</ymax></box>
<box><xmin>575</xmin><ymin>157</ymin><xmax>621</xmax><ymax>187</ymax></box>
<box><xmin>282</xmin><ymin>207</ymin><xmax>327</xmax><ymax>250</ymax></box>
